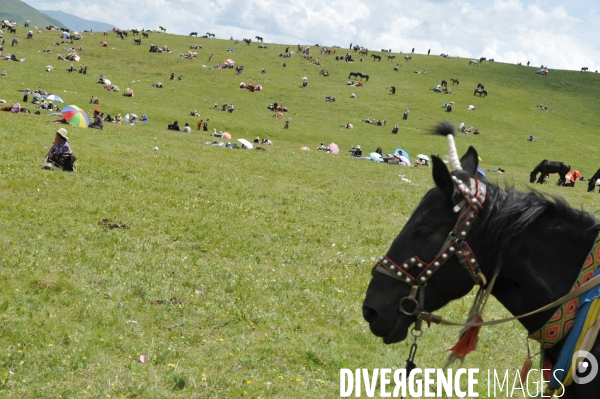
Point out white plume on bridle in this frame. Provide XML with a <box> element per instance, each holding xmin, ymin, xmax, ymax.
<box><xmin>435</xmin><ymin>121</ymin><xmax>462</xmax><ymax>171</ymax></box>
<box><xmin>447</xmin><ymin>135</ymin><xmax>462</xmax><ymax>171</ymax></box>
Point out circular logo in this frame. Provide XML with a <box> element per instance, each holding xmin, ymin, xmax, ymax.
<box><xmin>572</xmin><ymin>350</ymin><xmax>598</xmax><ymax>385</ymax></box>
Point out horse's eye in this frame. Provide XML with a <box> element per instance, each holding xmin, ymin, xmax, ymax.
<box><xmin>413</xmin><ymin>229</ymin><xmax>430</xmax><ymax>238</ymax></box>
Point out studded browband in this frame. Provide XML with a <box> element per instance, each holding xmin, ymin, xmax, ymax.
<box><xmin>373</xmin><ymin>176</ymin><xmax>488</xmax><ymax>292</ymax></box>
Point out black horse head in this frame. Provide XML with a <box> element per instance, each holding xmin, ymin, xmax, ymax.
<box><xmin>363</xmin><ymin>123</ymin><xmax>488</xmax><ymax>343</ymax></box>
<box><xmin>362</xmin><ymin>123</ymin><xmax>600</xmax><ymax>397</ymax></box>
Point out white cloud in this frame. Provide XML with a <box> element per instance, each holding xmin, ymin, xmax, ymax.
<box><xmin>23</xmin><ymin>0</ymin><xmax>600</xmax><ymax>70</ymax></box>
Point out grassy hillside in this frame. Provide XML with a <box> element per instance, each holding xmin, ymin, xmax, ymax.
<box><xmin>0</xmin><ymin>0</ymin><xmax>65</xmax><ymax>29</ymax></box>
<box><xmin>1</xmin><ymin>29</ymin><xmax>600</xmax><ymax>398</ymax></box>
<box><xmin>40</xmin><ymin>10</ymin><xmax>115</xmax><ymax>33</ymax></box>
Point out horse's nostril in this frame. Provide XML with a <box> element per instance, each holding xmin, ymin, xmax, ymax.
<box><xmin>362</xmin><ymin>306</ymin><xmax>378</xmax><ymax>323</ymax></box>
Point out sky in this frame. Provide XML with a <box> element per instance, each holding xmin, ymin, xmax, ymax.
<box><xmin>23</xmin><ymin>0</ymin><xmax>600</xmax><ymax>71</ymax></box>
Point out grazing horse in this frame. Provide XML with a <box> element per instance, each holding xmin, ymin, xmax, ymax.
<box><xmin>582</xmin><ymin>67</ymin><xmax>589</xmax><ymax>72</ymax></box>
<box><xmin>189</xmin><ymin>32</ymin><xmax>198</xmax><ymax>37</ymax></box>
<box><xmin>363</xmin><ymin>121</ymin><xmax>600</xmax><ymax>399</ymax></box>
<box><xmin>244</xmin><ymin>38</ymin><xmax>251</xmax><ymax>45</ymax></box>
<box><xmin>134</xmin><ymin>38</ymin><xmax>141</xmax><ymax>45</ymax></box>
<box><xmin>206</xmin><ymin>32</ymin><xmax>215</xmax><ymax>38</ymax></box>
<box><xmin>588</xmin><ymin>169</ymin><xmax>600</xmax><ymax>192</ymax></box>
<box><xmin>348</xmin><ymin>72</ymin><xmax>369</xmax><ymax>81</ymax></box>
<box><xmin>473</xmin><ymin>88</ymin><xmax>488</xmax><ymax>97</ymax></box>
<box><xmin>386</xmin><ymin>55</ymin><xmax>395</xmax><ymax>61</ymax></box>
<box><xmin>142</xmin><ymin>32</ymin><xmax>149</xmax><ymax>38</ymax></box>
<box><xmin>530</xmin><ymin>160</ymin><xmax>570</xmax><ymax>184</ymax></box>
<box><xmin>404</xmin><ymin>55</ymin><xmax>411</xmax><ymax>62</ymax></box>
<box><xmin>159</xmin><ymin>26</ymin><xmax>166</xmax><ymax>33</ymax></box>
<box><xmin>371</xmin><ymin>54</ymin><xmax>381</xmax><ymax>61</ymax></box>
<box><xmin>255</xmin><ymin>36</ymin><xmax>263</xmax><ymax>42</ymax></box>
<box><xmin>440</xmin><ymin>80</ymin><xmax>447</xmax><ymax>87</ymax></box>
<box><xmin>450</xmin><ymin>78</ymin><xmax>459</xmax><ymax>85</ymax></box>
<box><xmin>469</xmin><ymin>59</ymin><xmax>478</xmax><ymax>65</ymax></box>
<box><xmin>131</xmin><ymin>29</ymin><xmax>139</xmax><ymax>36</ymax></box>
<box><xmin>359</xmin><ymin>49</ymin><xmax>369</xmax><ymax>56</ymax></box>
<box><xmin>479</xmin><ymin>57</ymin><xmax>486</xmax><ymax>62</ymax></box>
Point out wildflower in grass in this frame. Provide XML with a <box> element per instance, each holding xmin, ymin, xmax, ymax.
<box><xmin>247</xmin><ymin>380</ymin><xmax>252</xmax><ymax>384</ymax></box>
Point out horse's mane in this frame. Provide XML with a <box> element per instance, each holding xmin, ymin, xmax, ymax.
<box><xmin>479</xmin><ymin>182</ymin><xmax>600</xmax><ymax>267</ymax></box>
<box><xmin>531</xmin><ymin>159</ymin><xmax>547</xmax><ymax>173</ymax></box>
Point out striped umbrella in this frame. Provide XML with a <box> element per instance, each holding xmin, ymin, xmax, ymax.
<box><xmin>62</xmin><ymin>105</ymin><xmax>89</xmax><ymax>128</ymax></box>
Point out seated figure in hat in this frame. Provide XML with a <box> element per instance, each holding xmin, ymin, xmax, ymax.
<box><xmin>42</xmin><ymin>128</ymin><xmax>77</xmax><ymax>171</ymax></box>
<box><xmin>89</xmin><ymin>108</ymin><xmax>104</xmax><ymax>129</ymax></box>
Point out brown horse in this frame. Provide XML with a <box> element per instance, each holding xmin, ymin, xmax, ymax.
<box><xmin>451</xmin><ymin>78</ymin><xmax>459</xmax><ymax>85</ymax></box>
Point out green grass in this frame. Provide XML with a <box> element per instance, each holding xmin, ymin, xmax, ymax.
<box><xmin>1</xmin><ymin>29</ymin><xmax>600</xmax><ymax>398</ymax></box>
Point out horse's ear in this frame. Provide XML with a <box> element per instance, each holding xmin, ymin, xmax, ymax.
<box><xmin>460</xmin><ymin>146</ymin><xmax>479</xmax><ymax>177</ymax></box>
<box><xmin>432</xmin><ymin>155</ymin><xmax>454</xmax><ymax>199</ymax></box>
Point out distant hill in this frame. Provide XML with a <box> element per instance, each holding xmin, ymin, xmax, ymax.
<box><xmin>0</xmin><ymin>0</ymin><xmax>65</xmax><ymax>28</ymax></box>
<box><xmin>40</xmin><ymin>10</ymin><xmax>115</xmax><ymax>32</ymax></box>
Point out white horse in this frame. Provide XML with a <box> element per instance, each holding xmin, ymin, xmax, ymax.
<box><xmin>469</xmin><ymin>59</ymin><xmax>479</xmax><ymax>66</ymax></box>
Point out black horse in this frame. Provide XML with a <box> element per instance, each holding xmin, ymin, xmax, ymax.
<box><xmin>588</xmin><ymin>169</ymin><xmax>600</xmax><ymax>192</ymax></box>
<box><xmin>371</xmin><ymin>54</ymin><xmax>381</xmax><ymax>61</ymax></box>
<box><xmin>363</xmin><ymin>122</ymin><xmax>600</xmax><ymax>398</ymax></box>
<box><xmin>255</xmin><ymin>36</ymin><xmax>263</xmax><ymax>42</ymax></box>
<box><xmin>530</xmin><ymin>160</ymin><xmax>570</xmax><ymax>184</ymax></box>
<box><xmin>348</xmin><ymin>72</ymin><xmax>369</xmax><ymax>81</ymax></box>
<box><xmin>189</xmin><ymin>32</ymin><xmax>198</xmax><ymax>37</ymax></box>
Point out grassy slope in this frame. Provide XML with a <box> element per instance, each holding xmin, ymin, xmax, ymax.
<box><xmin>0</xmin><ymin>0</ymin><xmax>65</xmax><ymax>28</ymax></box>
<box><xmin>1</xmin><ymin>30</ymin><xmax>600</xmax><ymax>398</ymax></box>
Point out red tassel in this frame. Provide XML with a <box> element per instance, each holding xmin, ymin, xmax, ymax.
<box><xmin>447</xmin><ymin>315</ymin><xmax>483</xmax><ymax>359</ymax></box>
<box><xmin>520</xmin><ymin>355</ymin><xmax>532</xmax><ymax>383</ymax></box>
<box><xmin>542</xmin><ymin>357</ymin><xmax>553</xmax><ymax>382</ymax></box>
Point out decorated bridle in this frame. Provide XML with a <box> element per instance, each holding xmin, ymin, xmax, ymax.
<box><xmin>374</xmin><ymin>176</ymin><xmax>488</xmax><ymax>316</ymax></box>
<box><xmin>372</xmin><ymin>129</ymin><xmax>489</xmax><ymax>322</ymax></box>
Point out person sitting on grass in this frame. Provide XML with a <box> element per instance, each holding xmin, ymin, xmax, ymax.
<box><xmin>42</xmin><ymin>128</ymin><xmax>77</xmax><ymax>171</ymax></box>
<box><xmin>89</xmin><ymin>108</ymin><xmax>104</xmax><ymax>129</ymax></box>
<box><xmin>167</xmin><ymin>120</ymin><xmax>180</xmax><ymax>131</ymax></box>
<box><xmin>182</xmin><ymin>123</ymin><xmax>192</xmax><ymax>133</ymax></box>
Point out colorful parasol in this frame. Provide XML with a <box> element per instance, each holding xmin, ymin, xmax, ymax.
<box><xmin>62</xmin><ymin>105</ymin><xmax>89</xmax><ymax>128</ymax></box>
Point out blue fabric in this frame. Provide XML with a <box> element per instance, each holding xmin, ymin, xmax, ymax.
<box><xmin>550</xmin><ymin>268</ymin><xmax>600</xmax><ymax>389</ymax></box>
<box><xmin>394</xmin><ymin>148</ymin><xmax>409</xmax><ymax>159</ymax></box>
